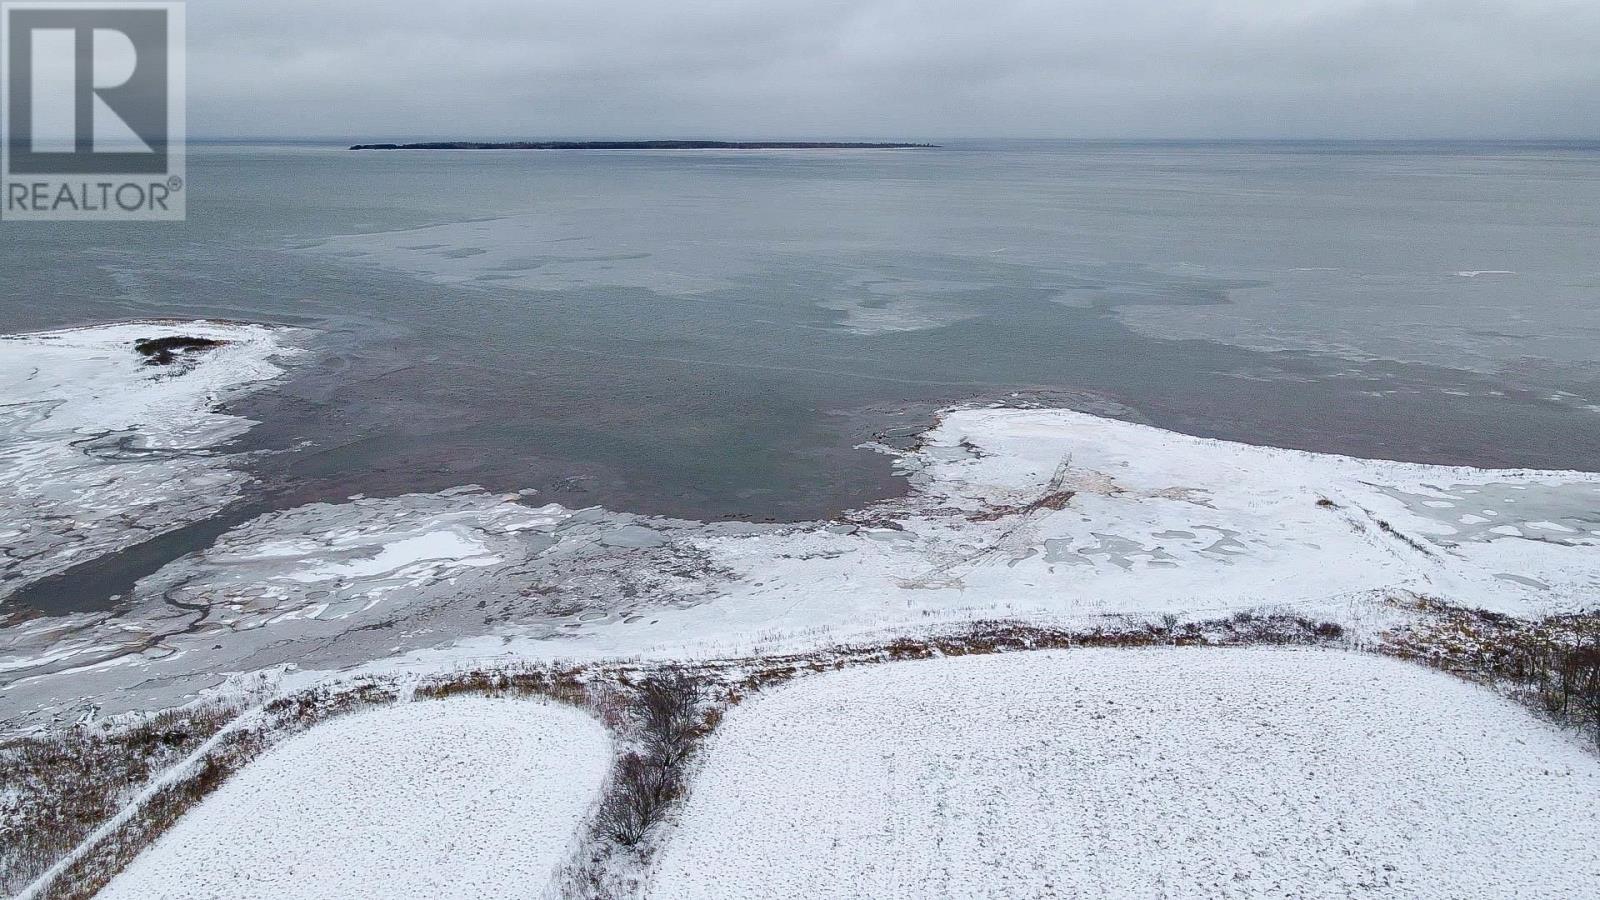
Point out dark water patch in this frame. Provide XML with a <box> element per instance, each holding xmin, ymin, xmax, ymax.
<box><xmin>6</xmin><ymin>505</ymin><xmax>268</xmax><ymax>616</ymax></box>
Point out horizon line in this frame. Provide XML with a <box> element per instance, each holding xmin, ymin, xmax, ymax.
<box><xmin>185</xmin><ymin>135</ymin><xmax>1600</xmax><ymax>145</ymax></box>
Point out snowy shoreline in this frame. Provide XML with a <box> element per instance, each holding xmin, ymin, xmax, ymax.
<box><xmin>0</xmin><ymin>321</ymin><xmax>302</xmax><ymax>605</ymax></box>
<box><xmin>3</xmin><ymin>321</ymin><xmax>1599</xmax><ymax>730</ymax></box>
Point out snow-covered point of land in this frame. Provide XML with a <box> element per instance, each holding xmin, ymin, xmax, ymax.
<box><xmin>871</xmin><ymin>406</ymin><xmax>1600</xmax><ymax>618</ymax></box>
<box><xmin>0</xmin><ymin>321</ymin><xmax>298</xmax><ymax>599</ymax></box>
<box><xmin>650</xmin><ymin>648</ymin><xmax>1600</xmax><ymax>899</ymax></box>
<box><xmin>98</xmin><ymin>698</ymin><xmax>610</xmax><ymax>900</ymax></box>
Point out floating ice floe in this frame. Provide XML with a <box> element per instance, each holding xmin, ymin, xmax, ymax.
<box><xmin>817</xmin><ymin>277</ymin><xmax>985</xmax><ymax>335</ymax></box>
<box><xmin>0</xmin><ymin>322</ymin><xmax>300</xmax><ymax>600</ymax></box>
<box><xmin>4</xmin><ymin>405</ymin><xmax>1600</xmax><ymax>729</ymax></box>
<box><xmin>145</xmin><ymin>492</ymin><xmax>574</xmax><ymax>626</ymax></box>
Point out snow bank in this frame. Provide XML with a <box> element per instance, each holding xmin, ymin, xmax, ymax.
<box><xmin>0</xmin><ymin>321</ymin><xmax>298</xmax><ymax>599</ymax></box>
<box><xmin>650</xmin><ymin>648</ymin><xmax>1600</xmax><ymax>899</ymax></box>
<box><xmin>98</xmin><ymin>698</ymin><xmax>610</xmax><ymax>900</ymax></box>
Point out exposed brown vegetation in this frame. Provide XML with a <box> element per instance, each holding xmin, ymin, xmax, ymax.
<box><xmin>0</xmin><ymin>702</ymin><xmax>240</xmax><ymax>895</ymax></box>
<box><xmin>1382</xmin><ymin>600</ymin><xmax>1600</xmax><ymax>745</ymax></box>
<box><xmin>1373</xmin><ymin>518</ymin><xmax>1434</xmax><ymax>555</ymax></box>
<box><xmin>11</xmin><ymin>681</ymin><xmax>399</xmax><ymax>900</ymax></box>
<box><xmin>968</xmin><ymin>490</ymin><xmax>1077</xmax><ymax>522</ymax></box>
<box><xmin>721</xmin><ymin>613</ymin><xmax>1344</xmax><ymax>692</ymax></box>
<box><xmin>412</xmin><ymin>663</ymin><xmax>590</xmax><ymax>707</ymax></box>
<box><xmin>35</xmin><ymin>728</ymin><xmax>270</xmax><ymax>900</ymax></box>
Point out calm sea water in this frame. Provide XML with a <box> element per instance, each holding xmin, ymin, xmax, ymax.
<box><xmin>6</xmin><ymin>140</ymin><xmax>1600</xmax><ymax>523</ymax></box>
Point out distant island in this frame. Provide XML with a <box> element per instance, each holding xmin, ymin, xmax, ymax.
<box><xmin>348</xmin><ymin>140</ymin><xmax>936</xmax><ymax>151</ymax></box>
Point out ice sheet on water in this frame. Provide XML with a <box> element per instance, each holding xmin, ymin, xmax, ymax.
<box><xmin>0</xmin><ymin>322</ymin><xmax>300</xmax><ymax>600</ymax></box>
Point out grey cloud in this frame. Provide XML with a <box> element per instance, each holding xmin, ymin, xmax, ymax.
<box><xmin>187</xmin><ymin>0</ymin><xmax>1600</xmax><ymax>139</ymax></box>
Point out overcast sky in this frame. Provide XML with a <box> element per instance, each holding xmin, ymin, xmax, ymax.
<box><xmin>190</xmin><ymin>0</ymin><xmax>1600</xmax><ymax>140</ymax></box>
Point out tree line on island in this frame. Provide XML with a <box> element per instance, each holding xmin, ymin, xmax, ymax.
<box><xmin>349</xmin><ymin>140</ymin><xmax>936</xmax><ymax>150</ymax></box>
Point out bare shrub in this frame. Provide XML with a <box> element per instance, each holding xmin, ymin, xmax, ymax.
<box><xmin>585</xmin><ymin>671</ymin><xmax>709</xmax><ymax>852</ymax></box>
<box><xmin>636</xmin><ymin>672</ymin><xmax>703</xmax><ymax>769</ymax></box>
<box><xmin>594</xmin><ymin>752</ymin><xmax>681</xmax><ymax>846</ymax></box>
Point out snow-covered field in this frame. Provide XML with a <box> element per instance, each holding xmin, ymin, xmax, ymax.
<box><xmin>0</xmin><ymin>321</ymin><xmax>298</xmax><ymax>600</ymax></box>
<box><xmin>649</xmin><ymin>648</ymin><xmax>1600</xmax><ymax>899</ymax></box>
<box><xmin>97</xmin><ymin>698</ymin><xmax>610</xmax><ymax>900</ymax></box>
